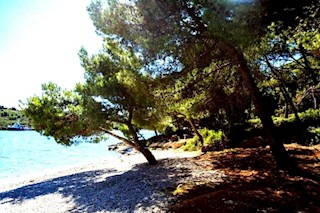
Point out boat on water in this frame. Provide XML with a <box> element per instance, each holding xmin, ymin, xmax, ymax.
<box><xmin>6</xmin><ymin>123</ymin><xmax>33</xmax><ymax>131</ymax></box>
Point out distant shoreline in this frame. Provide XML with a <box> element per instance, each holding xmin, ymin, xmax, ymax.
<box><xmin>0</xmin><ymin>128</ymin><xmax>34</xmax><ymax>131</ymax></box>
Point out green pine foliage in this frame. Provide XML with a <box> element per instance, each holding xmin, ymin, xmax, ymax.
<box><xmin>23</xmin><ymin>0</ymin><xmax>320</xmax><ymax>167</ymax></box>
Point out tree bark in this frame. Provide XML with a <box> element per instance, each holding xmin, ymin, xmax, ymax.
<box><xmin>284</xmin><ymin>102</ymin><xmax>289</xmax><ymax>118</ymax></box>
<box><xmin>188</xmin><ymin>117</ymin><xmax>204</xmax><ymax>147</ymax></box>
<box><xmin>299</xmin><ymin>44</ymin><xmax>318</xmax><ymax>85</ymax></box>
<box><xmin>223</xmin><ymin>44</ymin><xmax>295</xmax><ymax>170</ymax></box>
<box><xmin>135</xmin><ymin>145</ymin><xmax>158</xmax><ymax>165</ymax></box>
<box><xmin>264</xmin><ymin>56</ymin><xmax>301</xmax><ymax>122</ymax></box>
<box><xmin>311</xmin><ymin>87</ymin><xmax>317</xmax><ymax>109</ymax></box>
<box><xmin>154</xmin><ymin>130</ymin><xmax>159</xmax><ymax>137</ymax></box>
<box><xmin>102</xmin><ymin>128</ymin><xmax>135</xmax><ymax>147</ymax></box>
<box><xmin>101</xmin><ymin>126</ymin><xmax>157</xmax><ymax>165</ymax></box>
<box><xmin>127</xmin><ymin>122</ymin><xmax>158</xmax><ymax>165</ymax></box>
<box><xmin>126</xmin><ymin>108</ymin><xmax>158</xmax><ymax>165</ymax></box>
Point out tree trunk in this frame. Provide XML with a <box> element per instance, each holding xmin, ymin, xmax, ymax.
<box><xmin>283</xmin><ymin>88</ymin><xmax>300</xmax><ymax>122</ymax></box>
<box><xmin>154</xmin><ymin>130</ymin><xmax>159</xmax><ymax>137</ymax></box>
<box><xmin>127</xmin><ymin>123</ymin><xmax>158</xmax><ymax>165</ymax></box>
<box><xmin>103</xmin><ymin>129</ymin><xmax>135</xmax><ymax>147</ymax></box>
<box><xmin>264</xmin><ymin>57</ymin><xmax>301</xmax><ymax>122</ymax></box>
<box><xmin>188</xmin><ymin>117</ymin><xmax>204</xmax><ymax>147</ymax></box>
<box><xmin>102</xmin><ymin>126</ymin><xmax>157</xmax><ymax>165</ymax></box>
<box><xmin>135</xmin><ymin>145</ymin><xmax>158</xmax><ymax>165</ymax></box>
<box><xmin>279</xmin><ymin>85</ymin><xmax>299</xmax><ymax>120</ymax></box>
<box><xmin>311</xmin><ymin>87</ymin><xmax>317</xmax><ymax>109</ymax></box>
<box><xmin>224</xmin><ymin>44</ymin><xmax>295</xmax><ymax>170</ymax></box>
<box><xmin>299</xmin><ymin>44</ymin><xmax>318</xmax><ymax>85</ymax></box>
<box><xmin>284</xmin><ymin>102</ymin><xmax>289</xmax><ymax>118</ymax></box>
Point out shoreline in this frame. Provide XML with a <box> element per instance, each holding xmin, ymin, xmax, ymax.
<box><xmin>0</xmin><ymin>148</ymin><xmax>214</xmax><ymax>213</ymax></box>
<box><xmin>0</xmin><ymin>149</ymin><xmax>201</xmax><ymax>193</ymax></box>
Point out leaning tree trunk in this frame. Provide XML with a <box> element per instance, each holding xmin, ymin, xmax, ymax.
<box><xmin>135</xmin><ymin>144</ymin><xmax>158</xmax><ymax>165</ymax></box>
<box><xmin>103</xmin><ymin>127</ymin><xmax>157</xmax><ymax>165</ymax></box>
<box><xmin>188</xmin><ymin>117</ymin><xmax>204</xmax><ymax>147</ymax></box>
<box><xmin>127</xmin><ymin>123</ymin><xmax>158</xmax><ymax>165</ymax></box>
<box><xmin>224</xmin><ymin>44</ymin><xmax>295</xmax><ymax>170</ymax></box>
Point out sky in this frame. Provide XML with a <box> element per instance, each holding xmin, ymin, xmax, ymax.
<box><xmin>0</xmin><ymin>0</ymin><xmax>103</xmax><ymax>108</ymax></box>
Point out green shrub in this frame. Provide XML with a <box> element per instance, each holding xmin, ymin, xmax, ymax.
<box><xmin>248</xmin><ymin>118</ymin><xmax>262</xmax><ymax>128</ymax></box>
<box><xmin>247</xmin><ymin>109</ymin><xmax>320</xmax><ymax>145</ymax></box>
<box><xmin>309</xmin><ymin>127</ymin><xmax>320</xmax><ymax>135</ymax></box>
<box><xmin>182</xmin><ymin>128</ymin><xmax>224</xmax><ymax>151</ymax></box>
<box><xmin>298</xmin><ymin>109</ymin><xmax>320</xmax><ymax>125</ymax></box>
<box><xmin>272</xmin><ymin>115</ymin><xmax>296</xmax><ymax>127</ymax></box>
<box><xmin>182</xmin><ymin>137</ymin><xmax>200</xmax><ymax>151</ymax></box>
<box><xmin>199</xmin><ymin>128</ymin><xmax>224</xmax><ymax>146</ymax></box>
<box><xmin>248</xmin><ymin>109</ymin><xmax>320</xmax><ymax>128</ymax></box>
<box><xmin>308</xmin><ymin>127</ymin><xmax>320</xmax><ymax>144</ymax></box>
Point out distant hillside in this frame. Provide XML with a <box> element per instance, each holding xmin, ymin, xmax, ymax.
<box><xmin>0</xmin><ymin>106</ymin><xmax>31</xmax><ymax>129</ymax></box>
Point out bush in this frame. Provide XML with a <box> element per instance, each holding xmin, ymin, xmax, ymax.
<box><xmin>248</xmin><ymin>118</ymin><xmax>262</xmax><ymax>129</ymax></box>
<box><xmin>182</xmin><ymin>137</ymin><xmax>200</xmax><ymax>151</ymax></box>
<box><xmin>247</xmin><ymin>109</ymin><xmax>320</xmax><ymax>145</ymax></box>
<box><xmin>298</xmin><ymin>109</ymin><xmax>320</xmax><ymax>126</ymax></box>
<box><xmin>309</xmin><ymin>127</ymin><xmax>320</xmax><ymax>135</ymax></box>
<box><xmin>182</xmin><ymin>128</ymin><xmax>225</xmax><ymax>151</ymax></box>
<box><xmin>199</xmin><ymin>128</ymin><xmax>224</xmax><ymax>146</ymax></box>
<box><xmin>308</xmin><ymin>127</ymin><xmax>320</xmax><ymax>144</ymax></box>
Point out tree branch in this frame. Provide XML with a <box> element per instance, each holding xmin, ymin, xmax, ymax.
<box><xmin>100</xmin><ymin>127</ymin><xmax>136</xmax><ymax>147</ymax></box>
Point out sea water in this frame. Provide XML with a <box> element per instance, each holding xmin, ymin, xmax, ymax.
<box><xmin>0</xmin><ymin>130</ymin><xmax>154</xmax><ymax>183</ymax></box>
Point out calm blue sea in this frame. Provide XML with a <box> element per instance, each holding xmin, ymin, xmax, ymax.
<box><xmin>0</xmin><ymin>130</ymin><xmax>154</xmax><ymax>183</ymax></box>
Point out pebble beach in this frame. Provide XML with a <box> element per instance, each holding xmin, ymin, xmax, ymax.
<box><xmin>0</xmin><ymin>149</ymin><xmax>226</xmax><ymax>213</ymax></box>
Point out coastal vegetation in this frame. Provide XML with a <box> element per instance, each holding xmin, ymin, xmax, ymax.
<box><xmin>24</xmin><ymin>0</ymin><xmax>319</xmax><ymax>173</ymax></box>
<box><xmin>0</xmin><ymin>106</ymin><xmax>30</xmax><ymax>129</ymax></box>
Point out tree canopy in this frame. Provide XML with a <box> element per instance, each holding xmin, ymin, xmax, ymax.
<box><xmin>25</xmin><ymin>39</ymin><xmax>159</xmax><ymax>164</ymax></box>
<box><xmin>25</xmin><ymin>0</ymin><xmax>319</xmax><ymax>168</ymax></box>
<box><xmin>86</xmin><ymin>0</ymin><xmax>319</xmax><ymax>169</ymax></box>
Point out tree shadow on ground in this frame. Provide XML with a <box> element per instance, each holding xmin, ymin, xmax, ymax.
<box><xmin>172</xmin><ymin>144</ymin><xmax>320</xmax><ymax>213</ymax></box>
<box><xmin>0</xmin><ymin>158</ymin><xmax>195</xmax><ymax>212</ymax></box>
